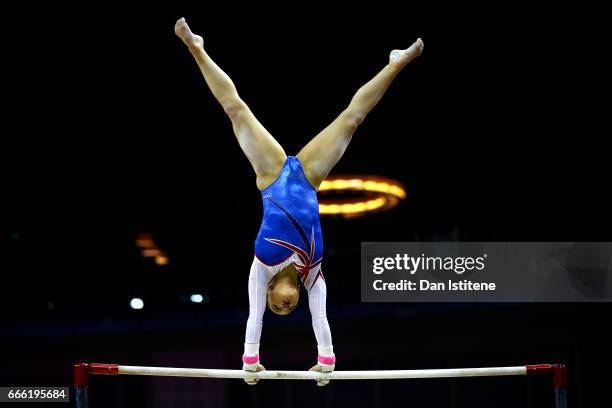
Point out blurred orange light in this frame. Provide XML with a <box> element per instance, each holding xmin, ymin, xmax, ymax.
<box><xmin>318</xmin><ymin>175</ymin><xmax>406</xmax><ymax>218</ymax></box>
<box><xmin>155</xmin><ymin>255</ymin><xmax>169</xmax><ymax>265</ymax></box>
<box><xmin>142</xmin><ymin>248</ymin><xmax>161</xmax><ymax>257</ymax></box>
<box><xmin>136</xmin><ymin>233</ymin><xmax>156</xmax><ymax>248</ymax></box>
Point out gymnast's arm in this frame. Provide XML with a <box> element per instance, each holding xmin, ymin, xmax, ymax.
<box><xmin>307</xmin><ymin>273</ymin><xmax>335</xmax><ymax>383</ymax></box>
<box><xmin>242</xmin><ymin>260</ymin><xmax>267</xmax><ymax>383</ymax></box>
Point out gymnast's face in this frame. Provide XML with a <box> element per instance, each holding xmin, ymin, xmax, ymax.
<box><xmin>267</xmin><ymin>281</ymin><xmax>299</xmax><ymax>315</ymax></box>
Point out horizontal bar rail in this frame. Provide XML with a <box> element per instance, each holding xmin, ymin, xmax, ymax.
<box><xmin>74</xmin><ymin>363</ymin><xmax>567</xmax><ymax>408</ymax></box>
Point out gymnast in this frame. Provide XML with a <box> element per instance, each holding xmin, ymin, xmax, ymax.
<box><xmin>174</xmin><ymin>17</ymin><xmax>423</xmax><ymax>386</ymax></box>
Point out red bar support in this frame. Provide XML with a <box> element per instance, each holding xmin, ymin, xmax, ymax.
<box><xmin>74</xmin><ymin>363</ymin><xmax>91</xmax><ymax>408</ymax></box>
<box><xmin>74</xmin><ymin>362</ymin><xmax>119</xmax><ymax>384</ymax></box>
<box><xmin>526</xmin><ymin>364</ymin><xmax>567</xmax><ymax>408</ymax></box>
<box><xmin>553</xmin><ymin>364</ymin><xmax>568</xmax><ymax>388</ymax></box>
<box><xmin>74</xmin><ymin>363</ymin><xmax>90</xmax><ymax>387</ymax></box>
<box><xmin>526</xmin><ymin>364</ymin><xmax>567</xmax><ymax>385</ymax></box>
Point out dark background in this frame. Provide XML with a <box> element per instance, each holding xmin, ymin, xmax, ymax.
<box><xmin>1</xmin><ymin>2</ymin><xmax>609</xmax><ymax>407</ymax></box>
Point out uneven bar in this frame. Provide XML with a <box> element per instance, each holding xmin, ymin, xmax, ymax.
<box><xmin>75</xmin><ymin>363</ymin><xmax>566</xmax><ymax>408</ymax></box>
<box><xmin>92</xmin><ymin>364</ymin><xmax>534</xmax><ymax>380</ymax></box>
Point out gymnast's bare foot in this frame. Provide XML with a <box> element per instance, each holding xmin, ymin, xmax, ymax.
<box><xmin>389</xmin><ymin>38</ymin><xmax>424</xmax><ymax>67</ymax></box>
<box><xmin>175</xmin><ymin>17</ymin><xmax>204</xmax><ymax>49</ymax></box>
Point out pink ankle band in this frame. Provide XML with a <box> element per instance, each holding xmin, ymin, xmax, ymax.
<box><xmin>242</xmin><ymin>354</ymin><xmax>259</xmax><ymax>364</ymax></box>
<box><xmin>318</xmin><ymin>355</ymin><xmax>336</xmax><ymax>365</ymax></box>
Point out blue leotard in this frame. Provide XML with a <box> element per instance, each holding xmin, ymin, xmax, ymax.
<box><xmin>254</xmin><ymin>156</ymin><xmax>323</xmax><ymax>287</ymax></box>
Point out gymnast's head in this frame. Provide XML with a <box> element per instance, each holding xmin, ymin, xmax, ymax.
<box><xmin>267</xmin><ymin>267</ymin><xmax>300</xmax><ymax>315</ymax></box>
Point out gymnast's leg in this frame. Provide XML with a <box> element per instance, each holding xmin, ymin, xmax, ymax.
<box><xmin>175</xmin><ymin>18</ymin><xmax>287</xmax><ymax>190</ymax></box>
<box><xmin>297</xmin><ymin>39</ymin><xmax>424</xmax><ymax>190</ymax></box>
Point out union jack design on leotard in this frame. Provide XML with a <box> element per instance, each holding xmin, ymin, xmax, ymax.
<box><xmin>264</xmin><ymin>228</ymin><xmax>323</xmax><ymax>289</ymax></box>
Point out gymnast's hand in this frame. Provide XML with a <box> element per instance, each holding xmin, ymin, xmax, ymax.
<box><xmin>242</xmin><ymin>362</ymin><xmax>265</xmax><ymax>385</ymax></box>
<box><xmin>309</xmin><ymin>362</ymin><xmax>334</xmax><ymax>387</ymax></box>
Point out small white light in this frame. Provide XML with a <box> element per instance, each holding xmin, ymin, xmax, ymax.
<box><xmin>130</xmin><ymin>298</ymin><xmax>144</xmax><ymax>310</ymax></box>
<box><xmin>190</xmin><ymin>294</ymin><xmax>204</xmax><ymax>303</ymax></box>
